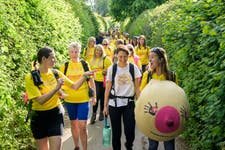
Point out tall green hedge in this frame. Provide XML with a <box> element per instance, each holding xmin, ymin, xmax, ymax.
<box><xmin>127</xmin><ymin>0</ymin><xmax>225</xmax><ymax>149</ymax></box>
<box><xmin>67</xmin><ymin>0</ymin><xmax>99</xmax><ymax>45</ymax></box>
<box><xmin>0</xmin><ymin>0</ymin><xmax>100</xmax><ymax>148</ymax></box>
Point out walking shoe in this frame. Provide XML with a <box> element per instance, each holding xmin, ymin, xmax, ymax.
<box><xmin>74</xmin><ymin>147</ymin><xmax>79</xmax><ymax>150</ymax></box>
<box><xmin>90</xmin><ymin>113</ymin><xmax>96</xmax><ymax>124</ymax></box>
<box><xmin>99</xmin><ymin>111</ymin><xmax>104</xmax><ymax>121</ymax></box>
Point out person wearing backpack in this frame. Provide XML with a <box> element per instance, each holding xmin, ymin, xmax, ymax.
<box><xmin>103</xmin><ymin>45</ymin><xmax>142</xmax><ymax>150</ymax></box>
<box><xmin>139</xmin><ymin>47</ymin><xmax>177</xmax><ymax>150</ymax></box>
<box><xmin>25</xmin><ymin>47</ymin><xmax>93</xmax><ymax>150</ymax></box>
<box><xmin>59</xmin><ymin>42</ymin><xmax>96</xmax><ymax>150</ymax></box>
<box><xmin>89</xmin><ymin>44</ymin><xmax>112</xmax><ymax>124</ymax></box>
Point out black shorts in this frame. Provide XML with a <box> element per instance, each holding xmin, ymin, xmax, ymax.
<box><xmin>30</xmin><ymin>105</ymin><xmax>64</xmax><ymax>139</ymax></box>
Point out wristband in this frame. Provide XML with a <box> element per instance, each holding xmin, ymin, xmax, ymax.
<box><xmin>83</xmin><ymin>74</ymin><xmax>89</xmax><ymax>80</ymax></box>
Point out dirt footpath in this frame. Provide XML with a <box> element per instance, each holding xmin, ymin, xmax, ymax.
<box><xmin>62</xmin><ymin>110</ymin><xmax>189</xmax><ymax>150</ymax></box>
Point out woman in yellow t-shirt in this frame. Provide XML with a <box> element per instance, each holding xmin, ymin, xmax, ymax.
<box><xmin>139</xmin><ymin>47</ymin><xmax>177</xmax><ymax>150</ymax></box>
<box><xmin>25</xmin><ymin>47</ymin><xmax>93</xmax><ymax>150</ymax></box>
<box><xmin>102</xmin><ymin>38</ymin><xmax>113</xmax><ymax>61</ymax></box>
<box><xmin>127</xmin><ymin>44</ymin><xmax>142</xmax><ymax>71</ymax></box>
<box><xmin>109</xmin><ymin>30</ymin><xmax>117</xmax><ymax>50</ymax></box>
<box><xmin>59</xmin><ymin>42</ymin><xmax>96</xmax><ymax>150</ymax></box>
<box><xmin>89</xmin><ymin>44</ymin><xmax>112</xmax><ymax>124</ymax></box>
<box><xmin>81</xmin><ymin>36</ymin><xmax>96</xmax><ymax>64</ymax></box>
<box><xmin>135</xmin><ymin>35</ymin><xmax>150</xmax><ymax>72</ymax></box>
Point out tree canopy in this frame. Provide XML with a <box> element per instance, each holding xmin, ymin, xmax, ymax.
<box><xmin>110</xmin><ymin>0</ymin><xmax>167</xmax><ymax>21</ymax></box>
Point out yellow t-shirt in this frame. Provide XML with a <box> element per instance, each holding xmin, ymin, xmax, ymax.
<box><xmin>109</xmin><ymin>38</ymin><xmax>116</xmax><ymax>50</ymax></box>
<box><xmin>104</xmin><ymin>47</ymin><xmax>113</xmax><ymax>59</ymax></box>
<box><xmin>140</xmin><ymin>72</ymin><xmax>166</xmax><ymax>91</ymax></box>
<box><xmin>135</xmin><ymin>46</ymin><xmax>150</xmax><ymax>65</ymax></box>
<box><xmin>59</xmin><ymin>61</ymin><xmax>90</xmax><ymax>103</ymax></box>
<box><xmin>140</xmin><ymin>71</ymin><xmax>178</xmax><ymax>91</ymax></box>
<box><xmin>128</xmin><ymin>56</ymin><xmax>142</xmax><ymax>69</ymax></box>
<box><xmin>90</xmin><ymin>57</ymin><xmax>112</xmax><ymax>82</ymax></box>
<box><xmin>82</xmin><ymin>47</ymin><xmax>95</xmax><ymax>64</ymax></box>
<box><xmin>25</xmin><ymin>69</ymin><xmax>73</xmax><ymax>111</ymax></box>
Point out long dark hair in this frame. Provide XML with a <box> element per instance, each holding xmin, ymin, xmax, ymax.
<box><xmin>37</xmin><ymin>47</ymin><xmax>53</xmax><ymax>64</ymax></box>
<box><xmin>150</xmin><ymin>47</ymin><xmax>174</xmax><ymax>80</ymax></box>
<box><xmin>138</xmin><ymin>35</ymin><xmax>147</xmax><ymax>49</ymax></box>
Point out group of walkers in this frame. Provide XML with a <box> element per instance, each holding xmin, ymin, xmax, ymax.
<box><xmin>25</xmin><ymin>27</ymin><xmax>177</xmax><ymax>150</ymax></box>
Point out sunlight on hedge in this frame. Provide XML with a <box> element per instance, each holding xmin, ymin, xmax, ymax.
<box><xmin>0</xmin><ymin>0</ymin><xmax>104</xmax><ymax>148</ymax></box>
<box><xmin>126</xmin><ymin>0</ymin><xmax>225</xmax><ymax>149</ymax></box>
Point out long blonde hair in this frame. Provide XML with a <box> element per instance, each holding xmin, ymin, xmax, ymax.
<box><xmin>85</xmin><ymin>37</ymin><xmax>96</xmax><ymax>56</ymax></box>
<box><xmin>91</xmin><ymin>44</ymin><xmax>106</xmax><ymax>66</ymax></box>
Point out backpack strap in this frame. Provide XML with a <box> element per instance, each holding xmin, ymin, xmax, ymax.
<box><xmin>146</xmin><ymin>71</ymin><xmax>152</xmax><ymax>83</ymax></box>
<box><xmin>80</xmin><ymin>59</ymin><xmax>89</xmax><ymax>72</ymax></box>
<box><xmin>64</xmin><ymin>62</ymin><xmax>69</xmax><ymax>75</ymax></box>
<box><xmin>111</xmin><ymin>63</ymin><xmax>117</xmax><ymax>86</ymax></box>
<box><xmin>103</xmin><ymin>56</ymin><xmax>107</xmax><ymax>69</ymax></box>
<box><xmin>111</xmin><ymin>63</ymin><xmax>135</xmax><ymax>87</ymax></box>
<box><xmin>52</xmin><ymin>69</ymin><xmax>59</xmax><ymax>80</ymax></box>
<box><xmin>129</xmin><ymin>63</ymin><xmax>135</xmax><ymax>82</ymax></box>
<box><xmin>80</xmin><ymin>59</ymin><xmax>90</xmax><ymax>81</ymax></box>
<box><xmin>109</xmin><ymin>63</ymin><xmax>135</xmax><ymax>106</ymax></box>
<box><xmin>31</xmin><ymin>70</ymin><xmax>43</xmax><ymax>89</ymax></box>
<box><xmin>171</xmin><ymin>71</ymin><xmax>176</xmax><ymax>82</ymax></box>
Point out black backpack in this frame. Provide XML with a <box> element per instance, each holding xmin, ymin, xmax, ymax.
<box><xmin>25</xmin><ymin>69</ymin><xmax>59</xmax><ymax>122</ymax></box>
<box><xmin>64</xmin><ymin>59</ymin><xmax>89</xmax><ymax>76</ymax></box>
<box><xmin>64</xmin><ymin>60</ymin><xmax>94</xmax><ymax>97</ymax></box>
<box><xmin>31</xmin><ymin>69</ymin><xmax>59</xmax><ymax>88</ymax></box>
<box><xmin>109</xmin><ymin>63</ymin><xmax>135</xmax><ymax>101</ymax></box>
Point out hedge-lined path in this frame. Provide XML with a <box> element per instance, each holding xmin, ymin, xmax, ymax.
<box><xmin>62</xmin><ymin>107</ymin><xmax>189</xmax><ymax>150</ymax></box>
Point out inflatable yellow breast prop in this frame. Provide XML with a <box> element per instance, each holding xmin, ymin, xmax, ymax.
<box><xmin>135</xmin><ymin>79</ymin><xmax>190</xmax><ymax>141</ymax></box>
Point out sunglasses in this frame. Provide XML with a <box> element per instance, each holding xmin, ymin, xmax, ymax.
<box><xmin>151</xmin><ymin>47</ymin><xmax>164</xmax><ymax>58</ymax></box>
<box><xmin>102</xmin><ymin>44</ymin><xmax>108</xmax><ymax>46</ymax></box>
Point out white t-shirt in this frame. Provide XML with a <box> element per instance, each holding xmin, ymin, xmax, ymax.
<box><xmin>107</xmin><ymin>63</ymin><xmax>142</xmax><ymax>107</ymax></box>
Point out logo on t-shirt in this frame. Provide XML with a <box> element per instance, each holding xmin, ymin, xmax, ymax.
<box><xmin>117</xmin><ymin>74</ymin><xmax>131</xmax><ymax>85</ymax></box>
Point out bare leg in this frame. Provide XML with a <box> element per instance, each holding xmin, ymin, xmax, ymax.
<box><xmin>71</xmin><ymin>120</ymin><xmax>80</xmax><ymax>148</ymax></box>
<box><xmin>36</xmin><ymin>137</ymin><xmax>49</xmax><ymax>150</ymax></box>
<box><xmin>78</xmin><ymin>120</ymin><xmax>88</xmax><ymax>150</ymax></box>
<box><xmin>48</xmin><ymin>136</ymin><xmax>62</xmax><ymax>150</ymax></box>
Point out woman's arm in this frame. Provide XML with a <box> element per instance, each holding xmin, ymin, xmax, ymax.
<box><xmin>34</xmin><ymin>78</ymin><xmax>64</xmax><ymax>105</ymax></box>
<box><xmin>71</xmin><ymin>71</ymin><xmax>94</xmax><ymax>90</ymax></box>
<box><xmin>134</xmin><ymin>78</ymin><xmax>140</xmax><ymax>99</ymax></box>
<box><xmin>103</xmin><ymin>81</ymin><xmax>112</xmax><ymax>116</ymax></box>
<box><xmin>88</xmin><ymin>77</ymin><xmax>97</xmax><ymax>106</ymax></box>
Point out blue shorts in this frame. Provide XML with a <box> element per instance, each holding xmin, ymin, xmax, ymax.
<box><xmin>65</xmin><ymin>102</ymin><xmax>89</xmax><ymax>120</ymax></box>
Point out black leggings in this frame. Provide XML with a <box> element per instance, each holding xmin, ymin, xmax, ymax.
<box><xmin>109</xmin><ymin>102</ymin><xmax>135</xmax><ymax>150</ymax></box>
<box><xmin>148</xmin><ymin>138</ymin><xmax>175</xmax><ymax>150</ymax></box>
<box><xmin>93</xmin><ymin>81</ymin><xmax>105</xmax><ymax>113</ymax></box>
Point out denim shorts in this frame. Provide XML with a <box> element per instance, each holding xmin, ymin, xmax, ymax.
<box><xmin>64</xmin><ymin>102</ymin><xmax>89</xmax><ymax>120</ymax></box>
<box><xmin>30</xmin><ymin>105</ymin><xmax>64</xmax><ymax>139</ymax></box>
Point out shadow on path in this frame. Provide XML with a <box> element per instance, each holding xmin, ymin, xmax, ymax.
<box><xmin>62</xmin><ymin>108</ymin><xmax>189</xmax><ymax>150</ymax></box>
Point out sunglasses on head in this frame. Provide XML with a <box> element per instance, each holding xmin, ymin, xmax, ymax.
<box><xmin>151</xmin><ymin>47</ymin><xmax>164</xmax><ymax>58</ymax></box>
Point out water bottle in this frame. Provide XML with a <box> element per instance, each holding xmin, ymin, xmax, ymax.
<box><xmin>102</xmin><ymin>117</ymin><xmax>111</xmax><ymax>147</ymax></box>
